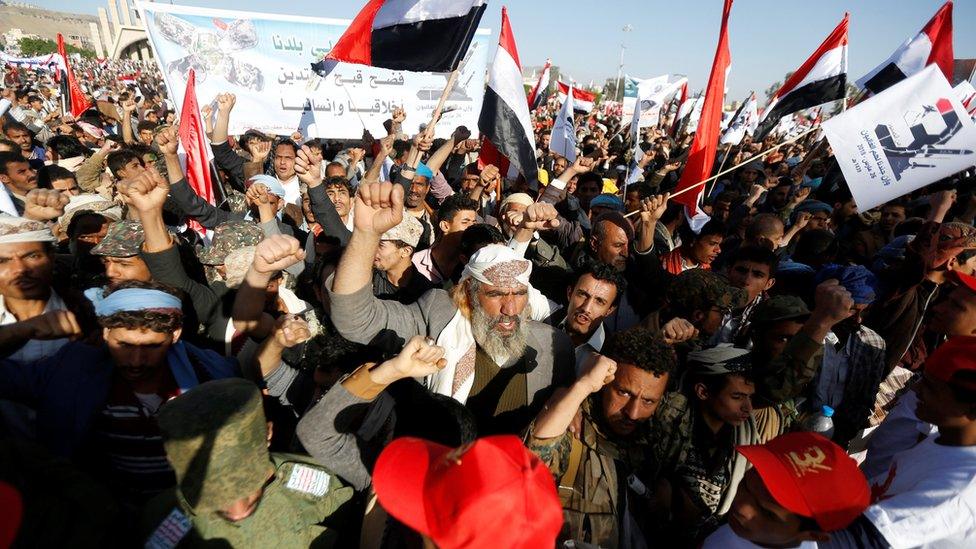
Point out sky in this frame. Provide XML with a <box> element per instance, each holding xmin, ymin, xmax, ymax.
<box><xmin>29</xmin><ymin>0</ymin><xmax>976</xmax><ymax>103</ymax></box>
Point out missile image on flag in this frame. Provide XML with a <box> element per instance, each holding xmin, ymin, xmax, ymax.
<box><xmin>876</xmin><ymin>97</ymin><xmax>974</xmax><ymax>180</ymax></box>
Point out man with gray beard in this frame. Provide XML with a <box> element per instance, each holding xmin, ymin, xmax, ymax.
<box><xmin>320</xmin><ymin>180</ymin><xmax>575</xmax><ymax>435</ymax></box>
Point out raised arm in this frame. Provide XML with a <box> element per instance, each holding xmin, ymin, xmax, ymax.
<box><xmin>232</xmin><ymin>234</ymin><xmax>305</xmax><ymax>339</ymax></box>
<box><xmin>295</xmin><ymin>144</ymin><xmax>352</xmax><ymax>246</ymax></box>
<box><xmin>156</xmin><ymin>125</ymin><xmax>235</xmax><ymax>229</ymax></box>
<box><xmin>120</xmin><ymin>98</ymin><xmax>138</xmax><ymax>145</ymax></box>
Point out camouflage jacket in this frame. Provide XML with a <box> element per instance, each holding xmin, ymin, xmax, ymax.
<box><xmin>526</xmin><ymin>397</ymin><xmax>655</xmax><ymax>549</ymax></box>
<box><xmin>142</xmin><ymin>453</ymin><xmax>355</xmax><ymax>548</ymax></box>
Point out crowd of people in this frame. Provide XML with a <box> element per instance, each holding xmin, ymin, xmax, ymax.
<box><xmin>0</xmin><ymin>53</ymin><xmax>975</xmax><ymax>549</ymax></box>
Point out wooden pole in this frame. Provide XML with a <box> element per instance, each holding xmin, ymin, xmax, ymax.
<box><xmin>408</xmin><ymin>68</ymin><xmax>462</xmax><ymax>169</ymax></box>
<box><xmin>623</xmin><ymin>126</ymin><xmax>819</xmax><ymax>219</ymax></box>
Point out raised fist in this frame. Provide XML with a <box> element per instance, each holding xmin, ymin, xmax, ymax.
<box><xmin>294</xmin><ymin>145</ymin><xmax>322</xmax><ymax>186</ymax></box>
<box><xmin>519</xmin><ymin>202</ymin><xmax>561</xmax><ymax>231</ymax></box>
<box><xmin>245</xmin><ymin>183</ymin><xmax>272</xmax><ymax>206</ymax></box>
<box><xmin>392</xmin><ymin>106</ymin><xmax>406</xmax><ymax>124</ymax></box>
<box><xmin>252</xmin><ymin>234</ymin><xmax>305</xmax><ymax>275</ymax></box>
<box><xmin>354</xmin><ymin>181</ymin><xmax>404</xmax><ymax>236</ymax></box>
<box><xmin>812</xmin><ymin>279</ymin><xmax>855</xmax><ymax>327</ymax></box>
<box><xmin>246</xmin><ymin>139</ymin><xmax>272</xmax><ymax>163</ymax></box>
<box><xmin>155</xmin><ymin>125</ymin><xmax>180</xmax><ymax>157</ymax></box>
<box><xmin>662</xmin><ymin>317</ymin><xmax>699</xmax><ymax>345</ymax></box>
<box><xmin>25</xmin><ymin>310</ymin><xmax>81</xmax><ymax>341</ymax></box>
<box><xmin>384</xmin><ymin>335</ymin><xmax>447</xmax><ymax>381</ymax></box>
<box><xmin>273</xmin><ymin>314</ymin><xmax>312</xmax><ymax>348</ymax></box>
<box><xmin>577</xmin><ymin>355</ymin><xmax>617</xmax><ymax>394</ymax></box>
<box><xmin>638</xmin><ymin>193</ymin><xmax>670</xmax><ymax>224</ymax></box>
<box><xmin>118</xmin><ymin>168</ymin><xmax>170</xmax><ymax>213</ymax></box>
<box><xmin>480</xmin><ymin>164</ymin><xmax>500</xmax><ymax>188</ymax></box>
<box><xmin>451</xmin><ymin>126</ymin><xmax>472</xmax><ymax>144</ymax></box>
<box><xmin>216</xmin><ymin>93</ymin><xmax>236</xmax><ymax>113</ymax></box>
<box><xmin>23</xmin><ymin>189</ymin><xmax>68</xmax><ymax>222</ymax></box>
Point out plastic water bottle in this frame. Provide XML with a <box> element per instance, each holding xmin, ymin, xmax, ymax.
<box><xmin>803</xmin><ymin>405</ymin><xmax>835</xmax><ymax>438</ymax></box>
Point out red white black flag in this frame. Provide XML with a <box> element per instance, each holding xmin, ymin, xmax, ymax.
<box><xmin>527</xmin><ymin>59</ymin><xmax>552</xmax><ymax>111</ymax></box>
<box><xmin>755</xmin><ymin>13</ymin><xmax>849</xmax><ymax>140</ymax></box>
<box><xmin>857</xmin><ymin>1</ymin><xmax>953</xmax><ymax>94</ymax></box>
<box><xmin>324</xmin><ymin>0</ymin><xmax>486</xmax><ymax>72</ymax></box>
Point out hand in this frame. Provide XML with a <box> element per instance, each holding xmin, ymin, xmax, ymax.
<box><xmin>929</xmin><ymin>189</ymin><xmax>957</xmax><ymax>213</ymax></box>
<box><xmin>576</xmin><ymin>355</ymin><xmax>616</xmax><ymax>394</ymax></box>
<box><xmin>663</xmin><ymin>160</ymin><xmax>682</xmax><ymax>172</ymax></box>
<box><xmin>355</xmin><ymin>181</ymin><xmax>404</xmax><ymax>235</ymax></box>
<box><xmin>245</xmin><ymin>183</ymin><xmax>272</xmax><ymax>206</ymax></box>
<box><xmin>273</xmin><ymin>314</ymin><xmax>312</xmax><ymax>348</ymax></box>
<box><xmin>200</xmin><ymin>104</ymin><xmax>213</xmax><ymax>119</ymax></box>
<box><xmin>348</xmin><ymin>147</ymin><xmax>366</xmax><ymax>165</ymax></box>
<box><xmin>23</xmin><ymin>310</ymin><xmax>81</xmax><ymax>341</ymax></box>
<box><xmin>294</xmin><ymin>145</ymin><xmax>322</xmax><ymax>186</ymax></box>
<box><xmin>117</xmin><ymin>168</ymin><xmax>170</xmax><ymax>213</ymax></box>
<box><xmin>290</xmin><ymin>131</ymin><xmax>304</xmax><ymax>144</ymax></box>
<box><xmin>413</xmin><ymin>133</ymin><xmax>433</xmax><ymax>152</ymax></box>
<box><xmin>155</xmin><ymin>125</ymin><xmax>180</xmax><ymax>157</ymax></box>
<box><xmin>252</xmin><ymin>234</ymin><xmax>306</xmax><ymax>274</ymax></box>
<box><xmin>638</xmin><ymin>193</ymin><xmax>670</xmax><ymax>224</ymax></box>
<box><xmin>216</xmin><ymin>92</ymin><xmax>236</xmax><ymax>113</ymax></box>
<box><xmin>789</xmin><ymin>186</ymin><xmax>811</xmax><ymax>207</ymax></box>
<box><xmin>570</xmin><ymin>155</ymin><xmax>595</xmax><ymax>174</ymax></box>
<box><xmin>392</xmin><ymin>106</ymin><xmax>406</xmax><ymax>124</ymax></box>
<box><xmin>662</xmin><ymin>317</ymin><xmax>699</xmax><ymax>345</ymax></box>
<box><xmin>480</xmin><ymin>164</ymin><xmax>500</xmax><ymax>188</ymax></box>
<box><xmin>23</xmin><ymin>189</ymin><xmax>68</xmax><ymax>221</ymax></box>
<box><xmin>377</xmin><ymin>135</ymin><xmax>395</xmax><ymax>158</ymax></box>
<box><xmin>451</xmin><ymin>125</ymin><xmax>471</xmax><ymax>144</ymax></box>
<box><xmin>374</xmin><ymin>335</ymin><xmax>447</xmax><ymax>383</ymax></box>
<box><xmin>518</xmin><ymin>202</ymin><xmax>561</xmax><ymax>231</ymax></box>
<box><xmin>793</xmin><ymin>211</ymin><xmax>812</xmax><ymax>230</ymax></box>
<box><xmin>121</xmin><ymin>98</ymin><xmax>137</xmax><ymax>114</ymax></box>
<box><xmin>811</xmin><ymin>279</ymin><xmax>855</xmax><ymax>327</ymax></box>
<box><xmin>748</xmin><ymin>184</ymin><xmax>765</xmax><ymax>202</ymax></box>
<box><xmin>246</xmin><ymin>139</ymin><xmax>272</xmax><ymax>163</ymax></box>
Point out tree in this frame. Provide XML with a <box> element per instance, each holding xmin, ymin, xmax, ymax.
<box><xmin>764</xmin><ymin>71</ymin><xmax>795</xmax><ymax>101</ymax></box>
<box><xmin>17</xmin><ymin>37</ymin><xmax>94</xmax><ymax>59</ymax></box>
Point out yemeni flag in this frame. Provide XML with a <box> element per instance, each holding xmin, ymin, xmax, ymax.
<box><xmin>672</xmin><ymin>0</ymin><xmax>733</xmax><ymax>215</ymax></box>
<box><xmin>557</xmin><ymin>81</ymin><xmax>596</xmax><ymax>113</ymax></box>
<box><xmin>858</xmin><ymin>1</ymin><xmax>953</xmax><ymax>94</ymax></box>
<box><xmin>323</xmin><ymin>0</ymin><xmax>486</xmax><ymax>72</ymax></box>
<box><xmin>527</xmin><ymin>59</ymin><xmax>552</xmax><ymax>111</ymax></box>
<box><xmin>755</xmin><ymin>13</ymin><xmax>849</xmax><ymax>140</ymax></box>
<box><xmin>56</xmin><ymin>33</ymin><xmax>91</xmax><ymax>117</ymax></box>
<box><xmin>179</xmin><ymin>69</ymin><xmax>216</xmax><ymax>237</ymax></box>
<box><xmin>670</xmin><ymin>81</ymin><xmax>690</xmax><ymax>136</ymax></box>
<box><xmin>477</xmin><ymin>7</ymin><xmax>538</xmax><ymax>184</ymax></box>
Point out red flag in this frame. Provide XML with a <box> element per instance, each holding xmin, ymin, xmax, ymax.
<box><xmin>670</xmin><ymin>81</ymin><xmax>689</xmax><ymax>137</ymax></box>
<box><xmin>923</xmin><ymin>1</ymin><xmax>954</xmax><ymax>82</ymax></box>
<box><xmin>527</xmin><ymin>59</ymin><xmax>551</xmax><ymax>111</ymax></box>
<box><xmin>672</xmin><ymin>0</ymin><xmax>733</xmax><ymax>214</ymax></box>
<box><xmin>56</xmin><ymin>34</ymin><xmax>91</xmax><ymax>118</ymax></box>
<box><xmin>178</xmin><ymin>69</ymin><xmax>215</xmax><ymax>235</ymax></box>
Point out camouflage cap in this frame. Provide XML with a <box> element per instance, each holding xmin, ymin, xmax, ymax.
<box><xmin>196</xmin><ymin>220</ymin><xmax>265</xmax><ymax>265</ymax></box>
<box><xmin>749</xmin><ymin>295</ymin><xmax>811</xmax><ymax>326</ymax></box>
<box><xmin>90</xmin><ymin>220</ymin><xmax>144</xmax><ymax>257</ymax></box>
<box><xmin>667</xmin><ymin>269</ymin><xmax>747</xmax><ymax>313</ymax></box>
<box><xmin>158</xmin><ymin>378</ymin><xmax>272</xmax><ymax>513</ymax></box>
<box><xmin>687</xmin><ymin>345</ymin><xmax>752</xmax><ymax>375</ymax></box>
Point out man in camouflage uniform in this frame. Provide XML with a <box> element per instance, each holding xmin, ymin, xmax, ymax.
<box><xmin>526</xmin><ymin>327</ymin><xmax>676</xmax><ymax>548</ymax></box>
<box><xmin>143</xmin><ymin>378</ymin><xmax>354</xmax><ymax>548</ymax></box>
<box><xmin>90</xmin><ymin>220</ymin><xmax>152</xmax><ymax>286</ymax></box>
<box><xmin>658</xmin><ymin>269</ymin><xmax>747</xmax><ymax>362</ymax></box>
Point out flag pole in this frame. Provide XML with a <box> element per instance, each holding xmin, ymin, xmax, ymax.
<box><xmin>623</xmin><ymin>126</ymin><xmax>819</xmax><ymax>218</ymax></box>
<box><xmin>408</xmin><ymin>66</ymin><xmax>464</xmax><ymax>169</ymax></box>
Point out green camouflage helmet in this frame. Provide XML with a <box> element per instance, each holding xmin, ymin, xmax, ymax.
<box><xmin>157</xmin><ymin>378</ymin><xmax>273</xmax><ymax>513</ymax></box>
<box><xmin>196</xmin><ymin>220</ymin><xmax>264</xmax><ymax>265</ymax></box>
<box><xmin>667</xmin><ymin>269</ymin><xmax>747</xmax><ymax>314</ymax></box>
<box><xmin>90</xmin><ymin>220</ymin><xmax>144</xmax><ymax>258</ymax></box>
<box><xmin>749</xmin><ymin>295</ymin><xmax>811</xmax><ymax>326</ymax></box>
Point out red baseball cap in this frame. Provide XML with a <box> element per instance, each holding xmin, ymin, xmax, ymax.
<box><xmin>736</xmin><ymin>432</ymin><xmax>870</xmax><ymax>531</ymax></box>
<box><xmin>0</xmin><ymin>481</ymin><xmax>23</xmax><ymax>547</ymax></box>
<box><xmin>372</xmin><ymin>435</ymin><xmax>563</xmax><ymax>549</ymax></box>
<box><xmin>947</xmin><ymin>270</ymin><xmax>976</xmax><ymax>294</ymax></box>
<box><xmin>925</xmin><ymin>335</ymin><xmax>976</xmax><ymax>390</ymax></box>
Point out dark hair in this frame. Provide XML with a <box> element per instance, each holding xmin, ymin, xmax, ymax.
<box><xmin>274</xmin><ymin>139</ymin><xmax>299</xmax><ymax>154</ymax></box>
<box><xmin>437</xmin><ymin>194</ymin><xmax>479</xmax><ymax>225</ymax></box>
<box><xmin>694</xmin><ymin>369</ymin><xmax>756</xmax><ymax>398</ymax></box>
<box><xmin>577</xmin><ymin>172</ymin><xmax>602</xmax><ymax>190</ymax></box>
<box><xmin>136</xmin><ymin>120</ymin><xmax>156</xmax><ymax>133</ymax></box>
<box><xmin>38</xmin><ymin>165</ymin><xmax>76</xmax><ymax>189</ymax></box>
<box><xmin>592</xmin><ymin>212</ymin><xmax>635</xmax><ymax>243</ymax></box>
<box><xmin>97</xmin><ymin>280</ymin><xmax>183</xmax><ymax>332</ymax></box>
<box><xmin>772</xmin><ymin>176</ymin><xmax>793</xmax><ymax>190</ymax></box>
<box><xmin>602</xmin><ymin>327</ymin><xmax>676</xmax><ymax>376</ymax></box>
<box><xmin>323</xmin><ymin>175</ymin><xmax>353</xmax><ymax>194</ymax></box>
<box><xmin>948</xmin><ymin>370</ymin><xmax>976</xmax><ymax>405</ymax></box>
<box><xmin>3</xmin><ymin>121</ymin><xmax>30</xmax><ymax>135</ymax></box>
<box><xmin>573</xmin><ymin>261</ymin><xmax>627</xmax><ymax>306</ymax></box>
<box><xmin>746</xmin><ymin>213</ymin><xmax>785</xmax><ymax>241</ymax></box>
<box><xmin>460</xmin><ymin>223</ymin><xmax>505</xmax><ymax>258</ymax></box>
<box><xmin>660</xmin><ymin>202</ymin><xmax>684</xmax><ymax>225</ymax></box>
<box><xmin>46</xmin><ymin>135</ymin><xmax>92</xmax><ymax>159</ymax></box>
<box><xmin>106</xmin><ymin>149</ymin><xmax>143</xmax><ymax>176</ymax></box>
<box><xmin>730</xmin><ymin>245</ymin><xmax>778</xmax><ymax>272</ymax></box>
<box><xmin>694</xmin><ymin>219</ymin><xmax>727</xmax><ymax>240</ymax></box>
<box><xmin>0</xmin><ymin>152</ymin><xmax>28</xmax><ymax>175</ymax></box>
<box><xmin>793</xmin><ymin>229</ymin><xmax>837</xmax><ymax>263</ymax></box>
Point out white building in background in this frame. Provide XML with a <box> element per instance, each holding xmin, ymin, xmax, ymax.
<box><xmin>90</xmin><ymin>0</ymin><xmax>152</xmax><ymax>61</ymax></box>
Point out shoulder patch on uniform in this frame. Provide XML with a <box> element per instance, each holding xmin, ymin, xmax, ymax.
<box><xmin>146</xmin><ymin>508</ymin><xmax>191</xmax><ymax>549</ymax></box>
<box><xmin>285</xmin><ymin>463</ymin><xmax>331</xmax><ymax>497</ymax></box>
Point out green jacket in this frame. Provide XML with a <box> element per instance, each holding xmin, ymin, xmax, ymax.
<box><xmin>142</xmin><ymin>453</ymin><xmax>355</xmax><ymax>548</ymax></box>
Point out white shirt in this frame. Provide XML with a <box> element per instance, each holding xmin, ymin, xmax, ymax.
<box><xmin>865</xmin><ymin>436</ymin><xmax>976</xmax><ymax>548</ymax></box>
<box><xmin>702</xmin><ymin>524</ymin><xmax>818</xmax><ymax>549</ymax></box>
<box><xmin>0</xmin><ymin>291</ymin><xmax>69</xmax><ymax>363</ymax></box>
<box><xmin>861</xmin><ymin>391</ymin><xmax>937</xmax><ymax>480</ymax></box>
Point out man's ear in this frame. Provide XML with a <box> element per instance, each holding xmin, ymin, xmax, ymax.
<box><xmin>172</xmin><ymin>327</ymin><xmax>183</xmax><ymax>343</ymax></box>
<box><xmin>946</xmin><ymin>256</ymin><xmax>959</xmax><ymax>272</ymax></box>
<box><xmin>438</xmin><ymin>219</ymin><xmax>450</xmax><ymax>234</ymax></box>
<box><xmin>764</xmin><ymin>277</ymin><xmax>776</xmax><ymax>292</ymax></box>
<box><xmin>692</xmin><ymin>310</ymin><xmax>706</xmax><ymax>323</ymax></box>
<box><xmin>693</xmin><ymin>382</ymin><xmax>709</xmax><ymax>401</ymax></box>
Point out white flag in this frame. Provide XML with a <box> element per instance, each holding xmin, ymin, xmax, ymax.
<box><xmin>721</xmin><ymin>93</ymin><xmax>759</xmax><ymax>145</ymax></box>
<box><xmin>823</xmin><ymin>64</ymin><xmax>976</xmax><ymax>212</ymax></box>
<box><xmin>550</xmin><ymin>82</ymin><xmax>577</xmax><ymax>162</ymax></box>
<box><xmin>954</xmin><ymin>81</ymin><xmax>976</xmax><ymax>120</ymax></box>
<box><xmin>686</xmin><ymin>94</ymin><xmax>706</xmax><ymax>132</ymax></box>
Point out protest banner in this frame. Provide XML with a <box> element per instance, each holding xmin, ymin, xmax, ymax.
<box><xmin>0</xmin><ymin>51</ymin><xmax>67</xmax><ymax>74</ymax></box>
<box><xmin>551</xmin><ymin>81</ymin><xmax>577</xmax><ymax>162</ymax></box>
<box><xmin>137</xmin><ymin>2</ymin><xmax>489</xmax><ymax>139</ymax></box>
<box><xmin>823</xmin><ymin>64</ymin><xmax>976</xmax><ymax>212</ymax></box>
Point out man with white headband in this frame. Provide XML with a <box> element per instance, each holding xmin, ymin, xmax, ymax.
<box><xmin>0</xmin><ymin>280</ymin><xmax>237</xmax><ymax>505</ymax></box>
<box><xmin>308</xmin><ymin>180</ymin><xmax>574</xmax><ymax>436</ymax></box>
